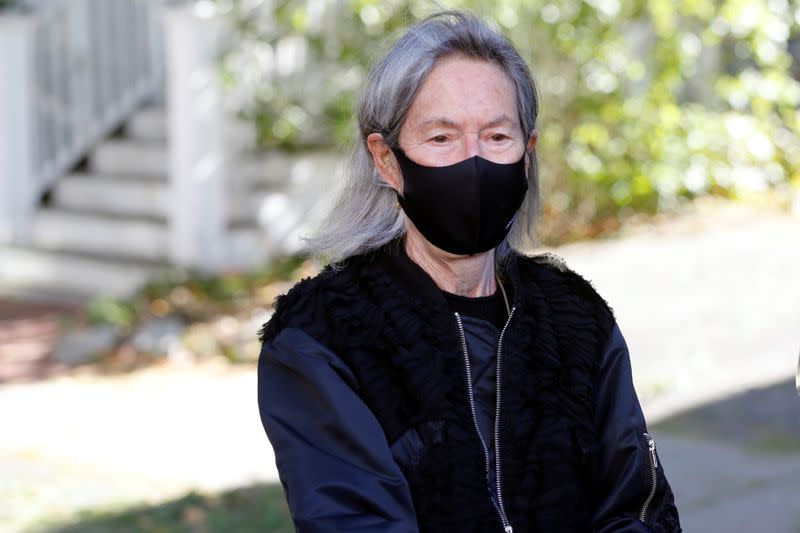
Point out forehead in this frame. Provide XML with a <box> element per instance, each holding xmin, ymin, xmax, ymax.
<box><xmin>405</xmin><ymin>55</ymin><xmax>519</xmax><ymax>129</ymax></box>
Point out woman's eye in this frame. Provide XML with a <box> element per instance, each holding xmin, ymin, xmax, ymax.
<box><xmin>430</xmin><ymin>135</ymin><xmax>449</xmax><ymax>144</ymax></box>
<box><xmin>490</xmin><ymin>133</ymin><xmax>510</xmax><ymax>142</ymax></box>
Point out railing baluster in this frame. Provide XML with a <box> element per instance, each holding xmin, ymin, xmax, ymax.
<box><xmin>69</xmin><ymin>0</ymin><xmax>91</xmax><ymax>152</ymax></box>
<box><xmin>36</xmin><ymin>20</ymin><xmax>54</xmax><ymax>182</ymax></box>
<box><xmin>53</xmin><ymin>3</ymin><xmax>70</xmax><ymax>171</ymax></box>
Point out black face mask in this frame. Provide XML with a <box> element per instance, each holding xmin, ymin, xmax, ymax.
<box><xmin>391</xmin><ymin>147</ymin><xmax>529</xmax><ymax>255</ymax></box>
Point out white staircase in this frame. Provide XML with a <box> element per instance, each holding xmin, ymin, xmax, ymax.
<box><xmin>2</xmin><ymin>106</ymin><xmax>172</xmax><ymax>300</ymax></box>
<box><xmin>51</xmin><ymin>174</ymin><xmax>169</xmax><ymax>219</ymax></box>
<box><xmin>2</xmin><ymin>105</ymin><xmax>340</xmax><ymax>300</ymax></box>
<box><xmin>34</xmin><ymin>112</ymin><xmax>173</xmax><ymax>265</ymax></box>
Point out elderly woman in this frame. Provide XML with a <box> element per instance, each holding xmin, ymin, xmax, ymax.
<box><xmin>258</xmin><ymin>11</ymin><xmax>680</xmax><ymax>533</ymax></box>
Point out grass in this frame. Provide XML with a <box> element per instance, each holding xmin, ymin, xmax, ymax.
<box><xmin>29</xmin><ymin>483</ymin><xmax>293</xmax><ymax>533</ymax></box>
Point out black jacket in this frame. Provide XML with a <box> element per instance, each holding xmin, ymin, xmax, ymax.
<box><xmin>258</xmin><ymin>243</ymin><xmax>681</xmax><ymax>532</ymax></box>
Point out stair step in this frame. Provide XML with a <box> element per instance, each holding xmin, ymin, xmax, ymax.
<box><xmin>89</xmin><ymin>140</ymin><xmax>168</xmax><ymax>179</ymax></box>
<box><xmin>30</xmin><ymin>209</ymin><xmax>169</xmax><ymax>262</ymax></box>
<box><xmin>230</xmin><ymin>158</ymin><xmax>341</xmax><ymax>257</ymax></box>
<box><xmin>0</xmin><ymin>246</ymin><xmax>168</xmax><ymax>299</ymax></box>
<box><xmin>122</xmin><ymin>106</ymin><xmax>259</xmax><ymax>150</ymax></box>
<box><xmin>224</xmin><ymin>225</ymin><xmax>270</xmax><ymax>271</ymax></box>
<box><xmin>224</xmin><ymin>118</ymin><xmax>258</xmax><ymax>152</ymax></box>
<box><xmin>51</xmin><ymin>173</ymin><xmax>169</xmax><ymax>219</ymax></box>
<box><xmin>229</xmin><ymin>151</ymin><xmax>341</xmax><ymax>220</ymax></box>
<box><xmin>234</xmin><ymin>150</ymin><xmax>341</xmax><ymax>186</ymax></box>
<box><xmin>125</xmin><ymin>107</ymin><xmax>167</xmax><ymax>143</ymax></box>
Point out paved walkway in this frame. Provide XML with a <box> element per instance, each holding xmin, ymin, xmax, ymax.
<box><xmin>658</xmin><ymin>433</ymin><xmax>800</xmax><ymax>532</ymax></box>
<box><xmin>1</xmin><ymin>206</ymin><xmax>798</xmax><ymax>531</ymax></box>
<box><xmin>554</xmin><ymin>207</ymin><xmax>800</xmax><ymax>424</ymax></box>
<box><xmin>555</xmin><ymin>207</ymin><xmax>800</xmax><ymax>532</ymax></box>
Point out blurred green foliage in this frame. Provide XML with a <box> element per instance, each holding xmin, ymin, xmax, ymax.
<box><xmin>87</xmin><ymin>297</ymin><xmax>138</xmax><ymax>328</ymax></box>
<box><xmin>139</xmin><ymin>255</ymin><xmax>304</xmax><ymax>309</ymax></box>
<box><xmin>86</xmin><ymin>255</ymin><xmax>305</xmax><ymax>328</ymax></box>
<box><xmin>215</xmin><ymin>0</ymin><xmax>800</xmax><ymax>238</ymax></box>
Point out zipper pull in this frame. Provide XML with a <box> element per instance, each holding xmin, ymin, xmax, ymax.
<box><xmin>505</xmin><ymin>527</ymin><xmax>513</xmax><ymax>533</ymax></box>
<box><xmin>645</xmin><ymin>432</ymin><xmax>658</xmax><ymax>468</ymax></box>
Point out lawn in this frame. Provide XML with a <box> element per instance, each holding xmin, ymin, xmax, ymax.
<box><xmin>29</xmin><ymin>483</ymin><xmax>293</xmax><ymax>533</ymax></box>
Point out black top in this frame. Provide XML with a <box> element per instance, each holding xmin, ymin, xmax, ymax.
<box><xmin>393</xmin><ymin>244</ymin><xmax>512</xmax><ymax>510</ymax></box>
<box><xmin>442</xmin><ymin>290</ymin><xmax>508</xmax><ymax>331</ymax></box>
<box><xmin>391</xmin><ymin>242</ymin><xmax>513</xmax><ymax>331</ymax></box>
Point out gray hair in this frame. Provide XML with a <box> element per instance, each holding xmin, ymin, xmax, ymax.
<box><xmin>306</xmin><ymin>10</ymin><xmax>541</xmax><ymax>264</ymax></box>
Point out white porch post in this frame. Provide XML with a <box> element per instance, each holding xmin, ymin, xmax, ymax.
<box><xmin>0</xmin><ymin>14</ymin><xmax>35</xmax><ymax>245</ymax></box>
<box><xmin>162</xmin><ymin>2</ymin><xmax>227</xmax><ymax>272</ymax></box>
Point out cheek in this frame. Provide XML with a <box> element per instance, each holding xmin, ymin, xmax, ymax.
<box><xmin>429</xmin><ymin>152</ymin><xmax>463</xmax><ymax>166</ymax></box>
<box><xmin>403</xmin><ymin>146</ymin><xmax>459</xmax><ymax>167</ymax></box>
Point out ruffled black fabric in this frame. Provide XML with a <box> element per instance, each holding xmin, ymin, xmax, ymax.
<box><xmin>501</xmin><ymin>255</ymin><xmax>614</xmax><ymax>531</ymax></box>
<box><xmin>260</xmin><ymin>245</ymin><xmax>672</xmax><ymax>532</ymax></box>
<box><xmin>262</xmin><ymin>250</ymin><xmax>501</xmax><ymax>530</ymax></box>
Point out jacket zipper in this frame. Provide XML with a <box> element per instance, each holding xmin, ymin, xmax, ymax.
<box><xmin>455</xmin><ymin>308</ymin><xmax>516</xmax><ymax>533</ymax></box>
<box><xmin>639</xmin><ymin>432</ymin><xmax>659</xmax><ymax>523</ymax></box>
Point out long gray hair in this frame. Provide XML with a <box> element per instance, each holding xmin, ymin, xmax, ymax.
<box><xmin>306</xmin><ymin>10</ymin><xmax>541</xmax><ymax>263</ymax></box>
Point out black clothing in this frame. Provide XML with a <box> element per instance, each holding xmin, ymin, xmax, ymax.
<box><xmin>443</xmin><ymin>290</ymin><xmax>508</xmax><ymax>330</ymax></box>
<box><xmin>457</xmin><ymin>315</ymin><xmax>502</xmax><ymax>509</ymax></box>
<box><xmin>458</xmin><ymin>316</ymin><xmax>499</xmax><ymax>445</ymax></box>
<box><xmin>258</xmin><ymin>242</ymin><xmax>681</xmax><ymax>532</ymax></box>
<box><xmin>392</xmin><ymin>241</ymin><xmax>512</xmax><ymax>330</ymax></box>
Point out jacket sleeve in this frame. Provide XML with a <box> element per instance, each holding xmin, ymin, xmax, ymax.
<box><xmin>591</xmin><ymin>324</ymin><xmax>682</xmax><ymax>533</ymax></box>
<box><xmin>257</xmin><ymin>327</ymin><xmax>420</xmax><ymax>533</ymax></box>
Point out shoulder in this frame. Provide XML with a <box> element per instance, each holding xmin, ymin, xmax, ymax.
<box><xmin>513</xmin><ymin>251</ymin><xmax>615</xmax><ymax>324</ymax></box>
<box><xmin>257</xmin><ymin>256</ymin><xmax>373</xmax><ymax>345</ymax></box>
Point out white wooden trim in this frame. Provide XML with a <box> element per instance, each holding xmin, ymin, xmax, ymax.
<box><xmin>163</xmin><ymin>2</ymin><xmax>228</xmax><ymax>271</ymax></box>
<box><xmin>0</xmin><ymin>15</ymin><xmax>35</xmax><ymax>244</ymax></box>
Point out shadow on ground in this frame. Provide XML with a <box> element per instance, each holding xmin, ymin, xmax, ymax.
<box><xmin>653</xmin><ymin>377</ymin><xmax>800</xmax><ymax>454</ymax></box>
<box><xmin>29</xmin><ymin>483</ymin><xmax>293</xmax><ymax>533</ymax></box>
<box><xmin>651</xmin><ymin>377</ymin><xmax>800</xmax><ymax>532</ymax></box>
<box><xmin>27</xmin><ymin>379</ymin><xmax>800</xmax><ymax>533</ymax></box>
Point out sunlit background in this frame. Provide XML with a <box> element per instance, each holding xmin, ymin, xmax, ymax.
<box><xmin>0</xmin><ymin>0</ymin><xmax>798</xmax><ymax>531</ymax></box>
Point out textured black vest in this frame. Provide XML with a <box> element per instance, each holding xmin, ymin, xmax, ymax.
<box><xmin>260</xmin><ymin>245</ymin><xmax>616</xmax><ymax>532</ymax></box>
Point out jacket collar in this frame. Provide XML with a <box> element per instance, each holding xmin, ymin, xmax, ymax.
<box><xmin>369</xmin><ymin>238</ymin><xmax>523</xmax><ymax>311</ymax></box>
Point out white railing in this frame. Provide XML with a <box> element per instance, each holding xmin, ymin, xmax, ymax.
<box><xmin>0</xmin><ymin>0</ymin><xmax>179</xmax><ymax>244</ymax></box>
<box><xmin>162</xmin><ymin>1</ymin><xmax>229</xmax><ymax>271</ymax></box>
<box><xmin>161</xmin><ymin>2</ymin><xmax>342</xmax><ymax>272</ymax></box>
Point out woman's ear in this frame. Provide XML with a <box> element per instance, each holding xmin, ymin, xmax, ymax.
<box><xmin>367</xmin><ymin>132</ymin><xmax>403</xmax><ymax>193</ymax></box>
<box><xmin>526</xmin><ymin>130</ymin><xmax>538</xmax><ymax>154</ymax></box>
<box><xmin>524</xmin><ymin>130</ymin><xmax>539</xmax><ymax>171</ymax></box>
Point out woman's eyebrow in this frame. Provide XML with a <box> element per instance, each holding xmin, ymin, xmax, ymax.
<box><xmin>419</xmin><ymin>114</ymin><xmax>516</xmax><ymax>129</ymax></box>
<box><xmin>482</xmin><ymin>114</ymin><xmax>516</xmax><ymax>128</ymax></box>
<box><xmin>419</xmin><ymin>117</ymin><xmax>460</xmax><ymax>129</ymax></box>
